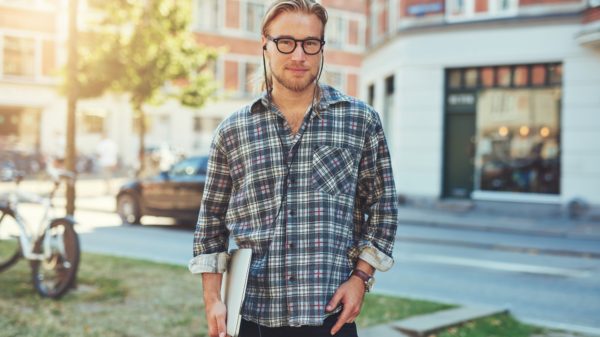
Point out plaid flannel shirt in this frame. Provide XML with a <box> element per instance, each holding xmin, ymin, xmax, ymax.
<box><xmin>189</xmin><ymin>84</ymin><xmax>398</xmax><ymax>327</ymax></box>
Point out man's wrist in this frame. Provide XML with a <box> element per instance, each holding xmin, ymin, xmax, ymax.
<box><xmin>349</xmin><ymin>269</ymin><xmax>375</xmax><ymax>292</ymax></box>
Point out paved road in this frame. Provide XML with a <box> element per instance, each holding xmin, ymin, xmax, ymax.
<box><xmin>387</xmin><ymin>223</ymin><xmax>600</xmax><ymax>335</ymax></box>
<box><xmin>11</xmin><ymin>204</ymin><xmax>600</xmax><ymax>336</ymax></box>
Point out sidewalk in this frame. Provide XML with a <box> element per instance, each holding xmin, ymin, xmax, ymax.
<box><xmin>6</xmin><ymin>177</ymin><xmax>600</xmax><ymax>240</ymax></box>
<box><xmin>397</xmin><ymin>203</ymin><xmax>600</xmax><ymax>240</ymax></box>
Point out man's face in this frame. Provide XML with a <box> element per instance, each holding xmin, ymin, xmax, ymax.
<box><xmin>263</xmin><ymin>11</ymin><xmax>323</xmax><ymax>93</ymax></box>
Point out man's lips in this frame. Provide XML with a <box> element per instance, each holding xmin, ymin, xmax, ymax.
<box><xmin>286</xmin><ymin>67</ymin><xmax>309</xmax><ymax>73</ymax></box>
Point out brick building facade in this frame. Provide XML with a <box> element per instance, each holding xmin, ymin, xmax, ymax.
<box><xmin>363</xmin><ymin>0</ymin><xmax>600</xmax><ymax>208</ymax></box>
<box><xmin>2</xmin><ymin>0</ymin><xmax>599</xmax><ymax>210</ymax></box>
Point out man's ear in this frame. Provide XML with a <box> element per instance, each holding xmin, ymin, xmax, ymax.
<box><xmin>261</xmin><ymin>35</ymin><xmax>267</xmax><ymax>50</ymax></box>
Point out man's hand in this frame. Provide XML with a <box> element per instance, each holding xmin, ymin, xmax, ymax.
<box><xmin>202</xmin><ymin>273</ymin><xmax>228</xmax><ymax>337</ymax></box>
<box><xmin>205</xmin><ymin>299</ymin><xmax>228</xmax><ymax>337</ymax></box>
<box><xmin>326</xmin><ymin>276</ymin><xmax>366</xmax><ymax>335</ymax></box>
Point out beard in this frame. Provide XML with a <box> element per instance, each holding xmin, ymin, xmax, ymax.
<box><xmin>270</xmin><ymin>63</ymin><xmax>319</xmax><ymax>93</ymax></box>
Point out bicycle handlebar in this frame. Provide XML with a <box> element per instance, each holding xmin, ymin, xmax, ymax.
<box><xmin>47</xmin><ymin>168</ymin><xmax>76</xmax><ymax>184</ymax></box>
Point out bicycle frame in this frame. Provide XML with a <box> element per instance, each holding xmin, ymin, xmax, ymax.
<box><xmin>5</xmin><ymin>187</ymin><xmax>65</xmax><ymax>262</ymax></box>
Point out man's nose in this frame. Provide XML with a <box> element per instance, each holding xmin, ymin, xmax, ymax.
<box><xmin>291</xmin><ymin>42</ymin><xmax>307</xmax><ymax>61</ymax></box>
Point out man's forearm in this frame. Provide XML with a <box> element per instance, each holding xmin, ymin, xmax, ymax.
<box><xmin>356</xmin><ymin>259</ymin><xmax>375</xmax><ymax>276</ymax></box>
<box><xmin>202</xmin><ymin>273</ymin><xmax>224</xmax><ymax>305</ymax></box>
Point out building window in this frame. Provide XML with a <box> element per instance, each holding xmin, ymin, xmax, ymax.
<box><xmin>0</xmin><ymin>0</ymin><xmax>55</xmax><ymax>8</ymax></box>
<box><xmin>369</xmin><ymin>0</ymin><xmax>391</xmax><ymax>45</ymax></box>
<box><xmin>3</xmin><ymin>36</ymin><xmax>36</xmax><ymax>78</ymax></box>
<box><xmin>81</xmin><ymin>110</ymin><xmax>106</xmax><ymax>134</ymax></box>
<box><xmin>326</xmin><ymin>16</ymin><xmax>345</xmax><ymax>48</ymax></box>
<box><xmin>241</xmin><ymin>61</ymin><xmax>260</xmax><ymax>96</ymax></box>
<box><xmin>195</xmin><ymin>116</ymin><xmax>222</xmax><ymax>134</ymax></box>
<box><xmin>133</xmin><ymin>115</ymin><xmax>154</xmax><ymax>135</ymax></box>
<box><xmin>196</xmin><ymin>0</ymin><xmax>219</xmax><ymax>31</ymax></box>
<box><xmin>246</xmin><ymin>2</ymin><xmax>266</xmax><ymax>34</ymax></box>
<box><xmin>368</xmin><ymin>84</ymin><xmax>375</xmax><ymax>106</ymax></box>
<box><xmin>446</xmin><ymin>0</ymin><xmax>517</xmax><ymax>21</ymax></box>
<box><xmin>383</xmin><ymin>75</ymin><xmax>394</xmax><ymax>134</ymax></box>
<box><xmin>323</xmin><ymin>70</ymin><xmax>344</xmax><ymax>91</ymax></box>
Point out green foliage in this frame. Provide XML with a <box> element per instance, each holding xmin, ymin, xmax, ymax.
<box><xmin>73</xmin><ymin>0</ymin><xmax>217</xmax><ymax>108</ymax></box>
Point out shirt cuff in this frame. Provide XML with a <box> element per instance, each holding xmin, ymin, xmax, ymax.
<box><xmin>188</xmin><ymin>252</ymin><xmax>230</xmax><ymax>274</ymax></box>
<box><xmin>357</xmin><ymin>244</ymin><xmax>394</xmax><ymax>272</ymax></box>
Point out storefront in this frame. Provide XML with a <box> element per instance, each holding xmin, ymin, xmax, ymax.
<box><xmin>362</xmin><ymin>18</ymin><xmax>600</xmax><ymax>206</ymax></box>
<box><xmin>443</xmin><ymin>63</ymin><xmax>562</xmax><ymax>201</ymax></box>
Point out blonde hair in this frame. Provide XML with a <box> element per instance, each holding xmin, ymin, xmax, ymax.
<box><xmin>258</xmin><ymin>0</ymin><xmax>328</xmax><ymax>99</ymax></box>
<box><xmin>262</xmin><ymin>0</ymin><xmax>328</xmax><ymax>38</ymax></box>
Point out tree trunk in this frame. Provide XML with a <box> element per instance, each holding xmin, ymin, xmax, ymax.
<box><xmin>136</xmin><ymin>104</ymin><xmax>146</xmax><ymax>178</ymax></box>
<box><xmin>66</xmin><ymin>0</ymin><xmax>79</xmax><ymax>216</ymax></box>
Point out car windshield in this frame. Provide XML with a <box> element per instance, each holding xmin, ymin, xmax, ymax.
<box><xmin>170</xmin><ymin>157</ymin><xmax>208</xmax><ymax>177</ymax></box>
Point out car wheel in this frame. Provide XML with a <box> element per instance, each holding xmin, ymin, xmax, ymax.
<box><xmin>117</xmin><ymin>194</ymin><xmax>141</xmax><ymax>225</ymax></box>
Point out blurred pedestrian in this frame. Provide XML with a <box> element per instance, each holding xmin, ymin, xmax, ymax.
<box><xmin>189</xmin><ymin>1</ymin><xmax>398</xmax><ymax>337</ymax></box>
<box><xmin>96</xmin><ymin>133</ymin><xmax>118</xmax><ymax>195</ymax></box>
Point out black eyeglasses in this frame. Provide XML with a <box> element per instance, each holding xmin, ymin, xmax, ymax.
<box><xmin>266</xmin><ymin>35</ymin><xmax>325</xmax><ymax>55</ymax></box>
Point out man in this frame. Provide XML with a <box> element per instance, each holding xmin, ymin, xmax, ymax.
<box><xmin>188</xmin><ymin>1</ymin><xmax>398</xmax><ymax>336</ymax></box>
<box><xmin>95</xmin><ymin>133</ymin><xmax>118</xmax><ymax>195</ymax></box>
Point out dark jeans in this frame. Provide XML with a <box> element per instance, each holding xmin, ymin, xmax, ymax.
<box><xmin>239</xmin><ymin>313</ymin><xmax>358</xmax><ymax>337</ymax></box>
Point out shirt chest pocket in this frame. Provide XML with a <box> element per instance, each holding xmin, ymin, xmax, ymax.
<box><xmin>312</xmin><ymin>145</ymin><xmax>355</xmax><ymax>195</ymax></box>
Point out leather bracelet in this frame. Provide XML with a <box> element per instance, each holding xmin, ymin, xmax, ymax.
<box><xmin>350</xmin><ymin>269</ymin><xmax>372</xmax><ymax>283</ymax></box>
<box><xmin>350</xmin><ymin>269</ymin><xmax>374</xmax><ymax>292</ymax></box>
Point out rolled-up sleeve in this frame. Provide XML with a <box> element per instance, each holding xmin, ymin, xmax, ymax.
<box><xmin>188</xmin><ymin>129</ymin><xmax>232</xmax><ymax>274</ymax></box>
<box><xmin>352</xmin><ymin>112</ymin><xmax>398</xmax><ymax>272</ymax></box>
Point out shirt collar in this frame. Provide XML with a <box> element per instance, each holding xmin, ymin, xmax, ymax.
<box><xmin>249</xmin><ymin>84</ymin><xmax>348</xmax><ymax>116</ymax></box>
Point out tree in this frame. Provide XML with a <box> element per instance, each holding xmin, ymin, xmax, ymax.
<box><xmin>72</xmin><ymin>0</ymin><xmax>217</xmax><ymax>175</ymax></box>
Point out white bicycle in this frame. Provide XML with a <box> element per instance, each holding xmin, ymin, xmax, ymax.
<box><xmin>0</xmin><ymin>170</ymin><xmax>80</xmax><ymax>299</ymax></box>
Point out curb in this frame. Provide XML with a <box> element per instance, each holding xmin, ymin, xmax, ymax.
<box><xmin>398</xmin><ymin>216</ymin><xmax>600</xmax><ymax>241</ymax></box>
<box><xmin>360</xmin><ymin>306</ymin><xmax>507</xmax><ymax>337</ymax></box>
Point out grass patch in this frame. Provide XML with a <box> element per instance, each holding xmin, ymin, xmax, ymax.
<box><xmin>437</xmin><ymin>313</ymin><xmax>543</xmax><ymax>337</ymax></box>
<box><xmin>1</xmin><ymin>251</ymin><xmax>550</xmax><ymax>337</ymax></box>
<box><xmin>0</xmin><ymin>253</ymin><xmax>207</xmax><ymax>337</ymax></box>
<box><xmin>358</xmin><ymin>293</ymin><xmax>453</xmax><ymax>328</ymax></box>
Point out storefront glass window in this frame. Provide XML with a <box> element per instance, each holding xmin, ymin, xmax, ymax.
<box><xmin>497</xmin><ymin>67</ymin><xmax>511</xmax><ymax>87</ymax></box>
<box><xmin>448</xmin><ymin>70</ymin><xmax>462</xmax><ymax>89</ymax></box>
<box><xmin>465</xmin><ymin>68</ymin><xmax>478</xmax><ymax>88</ymax></box>
<box><xmin>532</xmin><ymin>65</ymin><xmax>546</xmax><ymax>85</ymax></box>
<box><xmin>481</xmin><ymin>67</ymin><xmax>494</xmax><ymax>87</ymax></box>
<box><xmin>548</xmin><ymin>64</ymin><xmax>562</xmax><ymax>85</ymax></box>
<box><xmin>474</xmin><ymin>88</ymin><xmax>561</xmax><ymax>194</ymax></box>
<box><xmin>514</xmin><ymin>66</ymin><xmax>529</xmax><ymax>86</ymax></box>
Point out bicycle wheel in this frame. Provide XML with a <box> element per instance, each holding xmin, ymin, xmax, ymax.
<box><xmin>30</xmin><ymin>219</ymin><xmax>80</xmax><ymax>299</ymax></box>
<box><xmin>0</xmin><ymin>209</ymin><xmax>21</xmax><ymax>272</ymax></box>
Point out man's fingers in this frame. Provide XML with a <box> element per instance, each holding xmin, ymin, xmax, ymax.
<box><xmin>216</xmin><ymin>312</ymin><xmax>227</xmax><ymax>337</ymax></box>
<box><xmin>326</xmin><ymin>289</ymin><xmax>343</xmax><ymax>312</ymax></box>
<box><xmin>330</xmin><ymin>305</ymin><xmax>354</xmax><ymax>335</ymax></box>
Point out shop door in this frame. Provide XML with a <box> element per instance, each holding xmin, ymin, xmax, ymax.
<box><xmin>443</xmin><ymin>92</ymin><xmax>476</xmax><ymax>199</ymax></box>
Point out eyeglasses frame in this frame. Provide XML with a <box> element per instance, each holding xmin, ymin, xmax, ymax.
<box><xmin>266</xmin><ymin>35</ymin><xmax>326</xmax><ymax>55</ymax></box>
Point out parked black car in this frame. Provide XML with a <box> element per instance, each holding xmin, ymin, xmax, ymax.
<box><xmin>116</xmin><ymin>155</ymin><xmax>209</xmax><ymax>225</ymax></box>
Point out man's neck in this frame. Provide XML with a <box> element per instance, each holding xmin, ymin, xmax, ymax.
<box><xmin>271</xmin><ymin>83</ymin><xmax>316</xmax><ymax>116</ymax></box>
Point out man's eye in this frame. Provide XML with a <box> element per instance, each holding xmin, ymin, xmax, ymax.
<box><xmin>305</xmin><ymin>40</ymin><xmax>319</xmax><ymax>47</ymax></box>
<box><xmin>279</xmin><ymin>39</ymin><xmax>295</xmax><ymax>46</ymax></box>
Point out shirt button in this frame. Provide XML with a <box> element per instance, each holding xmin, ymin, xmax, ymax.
<box><xmin>289</xmin><ymin>209</ymin><xmax>295</xmax><ymax>216</ymax></box>
<box><xmin>288</xmin><ymin>275</ymin><xmax>296</xmax><ymax>282</ymax></box>
<box><xmin>287</xmin><ymin>242</ymin><xmax>295</xmax><ymax>249</ymax></box>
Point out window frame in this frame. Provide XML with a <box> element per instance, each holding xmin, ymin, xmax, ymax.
<box><xmin>445</xmin><ymin>0</ymin><xmax>518</xmax><ymax>22</ymax></box>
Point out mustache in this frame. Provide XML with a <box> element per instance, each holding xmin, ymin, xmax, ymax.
<box><xmin>285</xmin><ymin>62</ymin><xmax>309</xmax><ymax>70</ymax></box>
